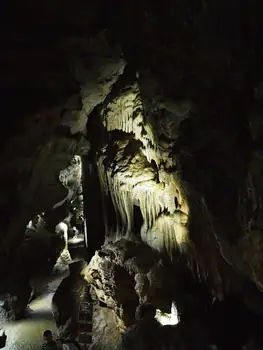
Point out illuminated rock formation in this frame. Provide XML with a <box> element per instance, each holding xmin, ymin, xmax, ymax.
<box><xmin>97</xmin><ymin>82</ymin><xmax>190</xmax><ymax>255</ymax></box>
<box><xmin>2</xmin><ymin>2</ymin><xmax>263</xmax><ymax>348</ymax></box>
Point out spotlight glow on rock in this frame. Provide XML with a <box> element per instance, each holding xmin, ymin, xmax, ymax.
<box><xmin>155</xmin><ymin>302</ymin><xmax>179</xmax><ymax>326</ymax></box>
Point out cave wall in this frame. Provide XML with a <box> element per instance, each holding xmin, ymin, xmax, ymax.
<box><xmin>102</xmin><ymin>0</ymin><xmax>263</xmax><ymax>297</ymax></box>
<box><xmin>3</xmin><ymin>1</ymin><xmax>263</xmax><ymax>337</ymax></box>
<box><xmin>0</xmin><ymin>26</ymin><xmax>126</xmax><ymax>273</ymax></box>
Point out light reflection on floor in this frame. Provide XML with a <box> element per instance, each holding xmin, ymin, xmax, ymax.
<box><xmin>2</xmin><ymin>262</ymin><xmax>70</xmax><ymax>350</ymax></box>
<box><xmin>3</xmin><ymin>293</ymin><xmax>58</xmax><ymax>350</ymax></box>
<box><xmin>2</xmin><ymin>238</ymin><xmax>85</xmax><ymax>349</ymax></box>
<box><xmin>68</xmin><ymin>236</ymin><xmax>84</xmax><ymax>245</ymax></box>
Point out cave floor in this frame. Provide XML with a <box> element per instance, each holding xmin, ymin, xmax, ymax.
<box><xmin>3</xmin><ymin>266</ymin><xmax>68</xmax><ymax>349</ymax></box>
<box><xmin>3</xmin><ymin>293</ymin><xmax>58</xmax><ymax>349</ymax></box>
<box><xmin>2</xmin><ymin>236</ymin><xmax>86</xmax><ymax>349</ymax></box>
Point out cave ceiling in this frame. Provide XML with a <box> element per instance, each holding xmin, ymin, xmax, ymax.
<box><xmin>2</xmin><ymin>0</ymin><xmax>263</xmax><ymax>300</ymax></box>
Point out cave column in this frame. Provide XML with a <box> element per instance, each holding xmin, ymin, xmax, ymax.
<box><xmin>82</xmin><ymin>156</ymin><xmax>106</xmax><ymax>261</ymax></box>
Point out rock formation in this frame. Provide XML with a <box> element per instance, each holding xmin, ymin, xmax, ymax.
<box><xmin>2</xmin><ymin>1</ymin><xmax>263</xmax><ymax>348</ymax></box>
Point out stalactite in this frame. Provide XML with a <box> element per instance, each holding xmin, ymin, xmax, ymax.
<box><xmin>98</xmin><ymin>162</ymin><xmax>135</xmax><ymax>237</ymax></box>
<box><xmin>97</xmin><ymin>144</ymin><xmax>190</xmax><ymax>253</ymax></box>
<box><xmin>102</xmin><ymin>84</ymin><xmax>162</xmax><ymax>166</ymax></box>
<box><xmin>112</xmin><ymin>178</ymin><xmax>134</xmax><ymax>235</ymax></box>
<box><xmin>133</xmin><ymin>183</ymin><xmax>163</xmax><ymax>229</ymax></box>
<box><xmin>140</xmin><ymin>212</ymin><xmax>189</xmax><ymax>255</ymax></box>
<box><xmin>97</xmin><ymin>154</ymin><xmax>109</xmax><ymax>195</ymax></box>
<box><xmin>96</xmin><ymin>81</ymin><xmax>192</xmax><ymax>258</ymax></box>
<box><xmin>102</xmin><ymin>84</ymin><xmax>140</xmax><ymax>134</ymax></box>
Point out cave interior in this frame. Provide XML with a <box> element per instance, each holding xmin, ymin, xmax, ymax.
<box><xmin>2</xmin><ymin>0</ymin><xmax>263</xmax><ymax>349</ymax></box>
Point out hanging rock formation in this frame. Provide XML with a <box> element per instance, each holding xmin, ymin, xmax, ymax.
<box><xmin>3</xmin><ymin>0</ymin><xmax>263</xmax><ymax>348</ymax></box>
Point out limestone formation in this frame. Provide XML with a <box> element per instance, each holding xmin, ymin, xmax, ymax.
<box><xmin>2</xmin><ymin>2</ymin><xmax>263</xmax><ymax>348</ymax></box>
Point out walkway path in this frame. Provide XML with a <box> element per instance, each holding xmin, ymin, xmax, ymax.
<box><xmin>2</xmin><ymin>235</ymin><xmax>86</xmax><ymax>349</ymax></box>
<box><xmin>3</xmin><ymin>292</ymin><xmax>57</xmax><ymax>349</ymax></box>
